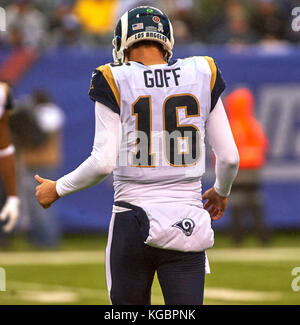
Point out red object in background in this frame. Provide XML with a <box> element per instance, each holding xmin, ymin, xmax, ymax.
<box><xmin>0</xmin><ymin>47</ymin><xmax>38</xmax><ymax>85</ymax></box>
<box><xmin>224</xmin><ymin>88</ymin><xmax>269</xmax><ymax>169</ymax></box>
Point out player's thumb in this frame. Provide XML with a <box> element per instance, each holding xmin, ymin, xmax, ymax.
<box><xmin>35</xmin><ymin>174</ymin><xmax>45</xmax><ymax>184</ymax></box>
<box><xmin>202</xmin><ymin>191</ymin><xmax>208</xmax><ymax>200</ymax></box>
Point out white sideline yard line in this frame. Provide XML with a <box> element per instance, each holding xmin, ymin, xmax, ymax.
<box><xmin>0</xmin><ymin>247</ymin><xmax>300</xmax><ymax>265</ymax></box>
<box><xmin>204</xmin><ymin>288</ymin><xmax>282</xmax><ymax>302</ymax></box>
<box><xmin>0</xmin><ymin>250</ymin><xmax>105</xmax><ymax>265</ymax></box>
<box><xmin>2</xmin><ymin>281</ymin><xmax>283</xmax><ymax>304</ymax></box>
<box><xmin>208</xmin><ymin>247</ymin><xmax>300</xmax><ymax>262</ymax></box>
<box><xmin>5</xmin><ymin>281</ymin><xmax>110</xmax><ymax>303</ymax></box>
<box><xmin>4</xmin><ymin>281</ymin><xmax>160</xmax><ymax>304</ymax></box>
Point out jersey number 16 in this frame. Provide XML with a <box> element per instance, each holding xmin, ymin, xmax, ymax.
<box><xmin>132</xmin><ymin>94</ymin><xmax>202</xmax><ymax>168</ymax></box>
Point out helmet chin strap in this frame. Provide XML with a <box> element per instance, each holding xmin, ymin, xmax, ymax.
<box><xmin>112</xmin><ymin>43</ymin><xmax>125</xmax><ymax>63</ymax></box>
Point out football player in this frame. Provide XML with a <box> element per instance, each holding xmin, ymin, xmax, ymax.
<box><xmin>35</xmin><ymin>6</ymin><xmax>239</xmax><ymax>305</ymax></box>
<box><xmin>0</xmin><ymin>82</ymin><xmax>19</xmax><ymax>232</ymax></box>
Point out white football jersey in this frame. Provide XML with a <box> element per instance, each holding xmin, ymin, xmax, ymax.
<box><xmin>89</xmin><ymin>56</ymin><xmax>225</xmax><ymax>207</ymax></box>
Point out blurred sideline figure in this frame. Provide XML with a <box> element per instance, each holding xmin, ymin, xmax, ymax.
<box><xmin>0</xmin><ymin>82</ymin><xmax>20</xmax><ymax>237</ymax></box>
<box><xmin>206</xmin><ymin>0</ymin><xmax>258</xmax><ymax>45</ymax></box>
<box><xmin>225</xmin><ymin>88</ymin><xmax>270</xmax><ymax>245</ymax></box>
<box><xmin>10</xmin><ymin>89</ymin><xmax>64</xmax><ymax>247</ymax></box>
<box><xmin>72</xmin><ymin>0</ymin><xmax>119</xmax><ymax>35</ymax></box>
<box><xmin>0</xmin><ymin>0</ymin><xmax>297</xmax><ymax>50</ymax></box>
<box><xmin>6</xmin><ymin>0</ymin><xmax>47</xmax><ymax>49</ymax></box>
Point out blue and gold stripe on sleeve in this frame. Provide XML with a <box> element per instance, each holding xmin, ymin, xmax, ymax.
<box><xmin>204</xmin><ymin>56</ymin><xmax>226</xmax><ymax>112</ymax></box>
<box><xmin>88</xmin><ymin>64</ymin><xmax>120</xmax><ymax>115</ymax></box>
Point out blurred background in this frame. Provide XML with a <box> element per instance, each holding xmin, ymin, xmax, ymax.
<box><xmin>0</xmin><ymin>0</ymin><xmax>300</xmax><ymax>305</ymax></box>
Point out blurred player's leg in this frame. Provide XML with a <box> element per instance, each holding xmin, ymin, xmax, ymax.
<box><xmin>231</xmin><ymin>203</ymin><xmax>245</xmax><ymax>244</ymax></box>
<box><xmin>24</xmin><ymin>167</ymin><xmax>61</xmax><ymax>247</ymax></box>
<box><xmin>249</xmin><ymin>182</ymin><xmax>270</xmax><ymax>245</ymax></box>
<box><xmin>230</xmin><ymin>183</ymin><xmax>247</xmax><ymax>244</ymax></box>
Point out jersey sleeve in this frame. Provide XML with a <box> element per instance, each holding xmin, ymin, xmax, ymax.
<box><xmin>204</xmin><ymin>56</ymin><xmax>226</xmax><ymax>112</ymax></box>
<box><xmin>88</xmin><ymin>64</ymin><xmax>120</xmax><ymax>115</ymax></box>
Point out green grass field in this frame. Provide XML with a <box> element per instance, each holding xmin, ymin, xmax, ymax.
<box><xmin>0</xmin><ymin>232</ymin><xmax>299</xmax><ymax>305</ymax></box>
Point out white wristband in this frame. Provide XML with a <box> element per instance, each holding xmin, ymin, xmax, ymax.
<box><xmin>0</xmin><ymin>144</ymin><xmax>15</xmax><ymax>158</ymax></box>
<box><xmin>6</xmin><ymin>196</ymin><xmax>20</xmax><ymax>205</ymax></box>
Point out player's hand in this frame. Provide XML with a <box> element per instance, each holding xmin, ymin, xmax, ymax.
<box><xmin>35</xmin><ymin>175</ymin><xmax>60</xmax><ymax>209</ymax></box>
<box><xmin>202</xmin><ymin>187</ymin><xmax>228</xmax><ymax>221</ymax></box>
<box><xmin>0</xmin><ymin>196</ymin><xmax>20</xmax><ymax>232</ymax></box>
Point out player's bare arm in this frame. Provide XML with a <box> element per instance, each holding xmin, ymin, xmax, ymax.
<box><xmin>0</xmin><ymin>111</ymin><xmax>17</xmax><ymax>196</ymax></box>
<box><xmin>0</xmin><ymin>110</ymin><xmax>20</xmax><ymax>232</ymax></box>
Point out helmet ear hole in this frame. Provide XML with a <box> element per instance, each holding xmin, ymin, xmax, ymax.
<box><xmin>116</xmin><ymin>36</ymin><xmax>121</xmax><ymax>51</ymax></box>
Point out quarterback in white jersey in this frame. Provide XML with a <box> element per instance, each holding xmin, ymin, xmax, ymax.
<box><xmin>36</xmin><ymin>6</ymin><xmax>239</xmax><ymax>305</ymax></box>
<box><xmin>99</xmin><ymin>56</ymin><xmax>216</xmax><ymax>206</ymax></box>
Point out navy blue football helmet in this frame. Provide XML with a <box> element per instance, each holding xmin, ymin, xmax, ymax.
<box><xmin>112</xmin><ymin>6</ymin><xmax>174</xmax><ymax>63</ymax></box>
